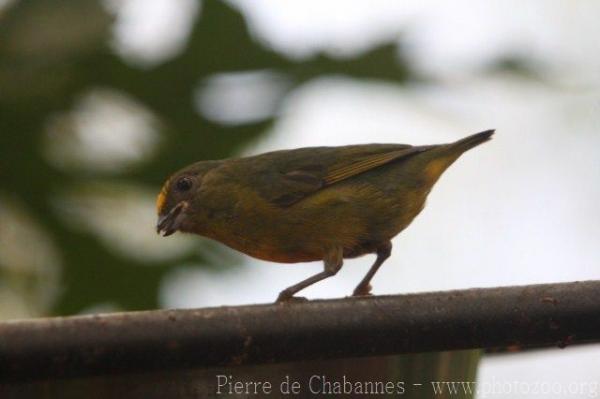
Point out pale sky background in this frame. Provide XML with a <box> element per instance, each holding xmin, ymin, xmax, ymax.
<box><xmin>2</xmin><ymin>0</ymin><xmax>598</xmax><ymax>396</ymax></box>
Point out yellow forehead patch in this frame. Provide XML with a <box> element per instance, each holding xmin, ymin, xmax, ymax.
<box><xmin>156</xmin><ymin>183</ymin><xmax>168</xmax><ymax>214</ymax></box>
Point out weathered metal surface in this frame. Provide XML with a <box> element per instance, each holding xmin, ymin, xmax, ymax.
<box><xmin>1</xmin><ymin>280</ymin><xmax>599</xmax><ymax>381</ymax></box>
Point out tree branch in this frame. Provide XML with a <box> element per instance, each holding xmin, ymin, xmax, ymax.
<box><xmin>1</xmin><ymin>280</ymin><xmax>599</xmax><ymax>381</ymax></box>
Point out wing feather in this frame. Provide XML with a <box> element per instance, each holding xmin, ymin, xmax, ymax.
<box><xmin>243</xmin><ymin>144</ymin><xmax>427</xmax><ymax>207</ymax></box>
<box><xmin>324</xmin><ymin>148</ymin><xmax>420</xmax><ymax>185</ymax></box>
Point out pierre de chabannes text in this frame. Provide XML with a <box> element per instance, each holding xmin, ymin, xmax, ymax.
<box><xmin>217</xmin><ymin>375</ymin><xmax>408</xmax><ymax>396</ymax></box>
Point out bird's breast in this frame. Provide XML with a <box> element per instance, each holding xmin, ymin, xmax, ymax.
<box><xmin>202</xmin><ymin>194</ymin><xmax>327</xmax><ymax>263</ymax></box>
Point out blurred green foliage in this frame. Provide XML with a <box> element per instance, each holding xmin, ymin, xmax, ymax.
<box><xmin>0</xmin><ymin>0</ymin><xmax>415</xmax><ymax>316</ymax></box>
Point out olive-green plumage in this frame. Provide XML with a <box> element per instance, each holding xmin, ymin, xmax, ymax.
<box><xmin>157</xmin><ymin>129</ymin><xmax>494</xmax><ymax>301</ymax></box>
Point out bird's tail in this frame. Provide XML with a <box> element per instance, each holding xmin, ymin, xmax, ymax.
<box><xmin>417</xmin><ymin>129</ymin><xmax>495</xmax><ymax>185</ymax></box>
<box><xmin>448</xmin><ymin>129</ymin><xmax>495</xmax><ymax>154</ymax></box>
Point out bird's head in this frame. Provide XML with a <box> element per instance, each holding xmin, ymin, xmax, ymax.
<box><xmin>156</xmin><ymin>160</ymin><xmax>221</xmax><ymax>236</ymax></box>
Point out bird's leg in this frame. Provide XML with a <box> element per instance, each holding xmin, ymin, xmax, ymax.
<box><xmin>277</xmin><ymin>247</ymin><xmax>344</xmax><ymax>302</ymax></box>
<box><xmin>352</xmin><ymin>241</ymin><xmax>392</xmax><ymax>296</ymax></box>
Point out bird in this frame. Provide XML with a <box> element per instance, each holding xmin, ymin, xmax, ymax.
<box><xmin>156</xmin><ymin>129</ymin><xmax>494</xmax><ymax>302</ymax></box>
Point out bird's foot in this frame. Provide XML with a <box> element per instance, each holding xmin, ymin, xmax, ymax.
<box><xmin>352</xmin><ymin>284</ymin><xmax>373</xmax><ymax>297</ymax></box>
<box><xmin>276</xmin><ymin>291</ymin><xmax>308</xmax><ymax>303</ymax></box>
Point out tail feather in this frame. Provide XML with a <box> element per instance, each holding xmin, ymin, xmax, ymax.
<box><xmin>449</xmin><ymin>129</ymin><xmax>495</xmax><ymax>154</ymax></box>
<box><xmin>419</xmin><ymin>129</ymin><xmax>495</xmax><ymax>184</ymax></box>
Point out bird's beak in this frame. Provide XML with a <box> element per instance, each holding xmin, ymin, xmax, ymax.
<box><xmin>156</xmin><ymin>201</ymin><xmax>188</xmax><ymax>237</ymax></box>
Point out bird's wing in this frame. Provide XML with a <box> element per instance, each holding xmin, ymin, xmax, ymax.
<box><xmin>248</xmin><ymin>144</ymin><xmax>426</xmax><ymax>207</ymax></box>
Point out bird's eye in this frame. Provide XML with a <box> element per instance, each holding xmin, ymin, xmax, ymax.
<box><xmin>175</xmin><ymin>177</ymin><xmax>193</xmax><ymax>192</ymax></box>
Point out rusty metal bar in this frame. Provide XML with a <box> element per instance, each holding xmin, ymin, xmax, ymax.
<box><xmin>1</xmin><ymin>280</ymin><xmax>600</xmax><ymax>381</ymax></box>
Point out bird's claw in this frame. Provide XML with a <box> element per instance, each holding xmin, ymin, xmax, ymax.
<box><xmin>276</xmin><ymin>292</ymin><xmax>308</xmax><ymax>303</ymax></box>
<box><xmin>352</xmin><ymin>284</ymin><xmax>373</xmax><ymax>297</ymax></box>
